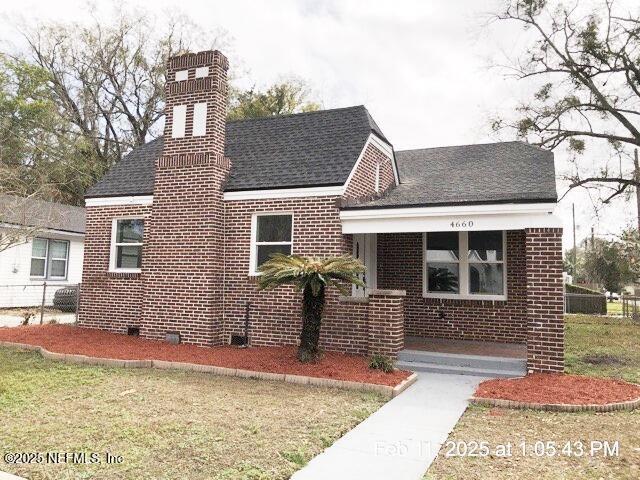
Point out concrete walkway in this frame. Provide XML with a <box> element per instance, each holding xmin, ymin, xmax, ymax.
<box><xmin>292</xmin><ymin>372</ymin><xmax>485</xmax><ymax>480</ymax></box>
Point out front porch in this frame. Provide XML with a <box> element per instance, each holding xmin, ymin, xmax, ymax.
<box><xmin>404</xmin><ymin>336</ymin><xmax>526</xmax><ymax>358</ymax></box>
<box><xmin>399</xmin><ymin>336</ymin><xmax>527</xmax><ymax>377</ymax></box>
<box><xmin>340</xmin><ymin>203</ymin><xmax>565</xmax><ymax>373</ymax></box>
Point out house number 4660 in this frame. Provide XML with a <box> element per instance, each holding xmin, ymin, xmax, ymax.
<box><xmin>450</xmin><ymin>220</ymin><xmax>474</xmax><ymax>228</ymax></box>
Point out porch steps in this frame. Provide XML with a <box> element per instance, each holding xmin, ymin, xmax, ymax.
<box><xmin>397</xmin><ymin>350</ymin><xmax>526</xmax><ymax>378</ymax></box>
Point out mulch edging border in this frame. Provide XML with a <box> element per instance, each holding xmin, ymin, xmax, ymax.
<box><xmin>471</xmin><ymin>394</ymin><xmax>640</xmax><ymax>412</ymax></box>
<box><xmin>0</xmin><ymin>340</ymin><xmax>417</xmax><ymax>399</ymax></box>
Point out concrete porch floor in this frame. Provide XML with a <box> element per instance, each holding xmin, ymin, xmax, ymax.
<box><xmin>404</xmin><ymin>336</ymin><xmax>526</xmax><ymax>359</ymax></box>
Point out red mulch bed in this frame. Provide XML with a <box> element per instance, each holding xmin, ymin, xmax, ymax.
<box><xmin>0</xmin><ymin>325</ymin><xmax>410</xmax><ymax>387</ymax></box>
<box><xmin>476</xmin><ymin>373</ymin><xmax>640</xmax><ymax>405</ymax></box>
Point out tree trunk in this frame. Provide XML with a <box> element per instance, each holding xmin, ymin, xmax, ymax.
<box><xmin>635</xmin><ymin>149</ymin><xmax>640</xmax><ymax>232</ymax></box>
<box><xmin>298</xmin><ymin>285</ymin><xmax>325</xmax><ymax>362</ymax></box>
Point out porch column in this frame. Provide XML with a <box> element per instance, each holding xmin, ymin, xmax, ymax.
<box><xmin>525</xmin><ymin>228</ymin><xmax>564</xmax><ymax>373</ymax></box>
<box><xmin>367</xmin><ymin>289</ymin><xmax>405</xmax><ymax>358</ymax></box>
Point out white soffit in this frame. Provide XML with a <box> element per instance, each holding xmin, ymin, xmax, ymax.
<box><xmin>223</xmin><ymin>185</ymin><xmax>345</xmax><ymax>201</ymax></box>
<box><xmin>339</xmin><ymin>203</ymin><xmax>561</xmax><ymax>233</ymax></box>
<box><xmin>85</xmin><ymin>195</ymin><xmax>153</xmax><ymax>207</ymax></box>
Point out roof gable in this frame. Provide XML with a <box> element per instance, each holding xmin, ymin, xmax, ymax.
<box><xmin>343</xmin><ymin>141</ymin><xmax>557</xmax><ymax>209</ymax></box>
<box><xmin>86</xmin><ymin>105</ymin><xmax>384</xmax><ymax>198</ymax></box>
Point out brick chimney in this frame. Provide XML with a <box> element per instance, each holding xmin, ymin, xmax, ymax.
<box><xmin>141</xmin><ymin>50</ymin><xmax>231</xmax><ymax>346</ymax></box>
<box><xmin>163</xmin><ymin>50</ymin><xmax>229</xmax><ymax>156</ymax></box>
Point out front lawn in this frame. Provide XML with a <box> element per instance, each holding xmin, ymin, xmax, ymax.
<box><xmin>426</xmin><ymin>314</ymin><xmax>640</xmax><ymax>479</ymax></box>
<box><xmin>0</xmin><ymin>348</ymin><xmax>385</xmax><ymax>480</ymax></box>
<box><xmin>565</xmin><ymin>314</ymin><xmax>640</xmax><ymax>384</ymax></box>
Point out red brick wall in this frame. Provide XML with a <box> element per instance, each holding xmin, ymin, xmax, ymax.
<box><xmin>377</xmin><ymin>230</ymin><xmax>528</xmax><ymax>343</ymax></box>
<box><xmin>222</xmin><ymin>195</ymin><xmax>360</xmax><ymax>350</ymax></box>
<box><xmin>525</xmin><ymin>227</ymin><xmax>564</xmax><ymax>372</ymax></box>
<box><xmin>343</xmin><ymin>142</ymin><xmax>395</xmax><ymax>199</ymax></box>
<box><xmin>79</xmin><ymin>204</ymin><xmax>151</xmax><ymax>333</ymax></box>
<box><xmin>367</xmin><ymin>292</ymin><xmax>405</xmax><ymax>357</ymax></box>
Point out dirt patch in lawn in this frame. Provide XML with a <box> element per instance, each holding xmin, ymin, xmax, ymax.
<box><xmin>476</xmin><ymin>374</ymin><xmax>640</xmax><ymax>405</ymax></box>
<box><xmin>0</xmin><ymin>324</ymin><xmax>410</xmax><ymax>387</ymax></box>
<box><xmin>581</xmin><ymin>353</ymin><xmax>627</xmax><ymax>366</ymax></box>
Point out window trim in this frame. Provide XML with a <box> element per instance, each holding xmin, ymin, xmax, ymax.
<box><xmin>422</xmin><ymin>231</ymin><xmax>507</xmax><ymax>301</ymax></box>
<box><xmin>249</xmin><ymin>212</ymin><xmax>294</xmax><ymax>276</ymax></box>
<box><xmin>47</xmin><ymin>239</ymin><xmax>69</xmax><ymax>280</ymax></box>
<box><xmin>29</xmin><ymin>238</ymin><xmax>49</xmax><ymax>279</ymax></box>
<box><xmin>109</xmin><ymin>217</ymin><xmax>145</xmax><ymax>273</ymax></box>
<box><xmin>30</xmin><ymin>237</ymin><xmax>70</xmax><ymax>280</ymax></box>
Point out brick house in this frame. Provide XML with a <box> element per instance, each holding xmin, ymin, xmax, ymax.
<box><xmin>80</xmin><ymin>50</ymin><xmax>564</xmax><ymax>373</ymax></box>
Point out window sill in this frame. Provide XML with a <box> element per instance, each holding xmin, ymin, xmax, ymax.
<box><xmin>29</xmin><ymin>277</ymin><xmax>68</xmax><ymax>282</ymax></box>
<box><xmin>107</xmin><ymin>270</ymin><xmax>141</xmax><ymax>279</ymax></box>
<box><xmin>423</xmin><ymin>293</ymin><xmax>507</xmax><ymax>302</ymax></box>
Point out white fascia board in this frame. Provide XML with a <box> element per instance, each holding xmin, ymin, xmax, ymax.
<box><xmin>340</xmin><ymin>203</ymin><xmax>561</xmax><ymax>234</ymax></box>
<box><xmin>85</xmin><ymin>195</ymin><xmax>154</xmax><ymax>207</ymax></box>
<box><xmin>223</xmin><ymin>185</ymin><xmax>344</xmax><ymax>201</ymax></box>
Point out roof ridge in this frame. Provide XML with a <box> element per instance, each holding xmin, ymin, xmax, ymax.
<box><xmin>396</xmin><ymin>140</ymin><xmax>547</xmax><ymax>153</ymax></box>
<box><xmin>225</xmin><ymin>105</ymin><xmax>366</xmax><ymax>124</ymax></box>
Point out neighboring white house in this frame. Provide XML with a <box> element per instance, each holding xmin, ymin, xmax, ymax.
<box><xmin>0</xmin><ymin>195</ymin><xmax>85</xmax><ymax>308</ymax></box>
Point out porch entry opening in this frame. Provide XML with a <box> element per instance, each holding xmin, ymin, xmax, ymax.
<box><xmin>352</xmin><ymin>233</ymin><xmax>377</xmax><ymax>297</ymax></box>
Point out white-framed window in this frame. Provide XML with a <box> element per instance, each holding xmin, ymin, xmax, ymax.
<box><xmin>423</xmin><ymin>230</ymin><xmax>507</xmax><ymax>301</ymax></box>
<box><xmin>110</xmin><ymin>218</ymin><xmax>145</xmax><ymax>273</ymax></box>
<box><xmin>30</xmin><ymin>238</ymin><xmax>69</xmax><ymax>280</ymax></box>
<box><xmin>249</xmin><ymin>213</ymin><xmax>293</xmax><ymax>275</ymax></box>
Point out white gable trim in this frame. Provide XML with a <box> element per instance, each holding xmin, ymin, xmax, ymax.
<box><xmin>343</xmin><ymin>133</ymin><xmax>399</xmax><ymax>190</ymax></box>
<box><xmin>340</xmin><ymin>202</ymin><xmax>561</xmax><ymax>234</ymax></box>
<box><xmin>223</xmin><ymin>185</ymin><xmax>344</xmax><ymax>201</ymax></box>
<box><xmin>85</xmin><ymin>195</ymin><xmax>154</xmax><ymax>207</ymax></box>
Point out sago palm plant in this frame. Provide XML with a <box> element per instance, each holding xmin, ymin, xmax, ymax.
<box><xmin>257</xmin><ymin>253</ymin><xmax>366</xmax><ymax>362</ymax></box>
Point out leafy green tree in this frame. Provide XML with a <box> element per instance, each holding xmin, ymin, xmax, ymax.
<box><xmin>492</xmin><ymin>1</ymin><xmax>640</xmax><ymax>224</ymax></box>
<box><xmin>228</xmin><ymin>79</ymin><xmax>321</xmax><ymax>120</ymax></box>
<box><xmin>2</xmin><ymin>6</ymin><xmax>322</xmax><ymax>204</ymax></box>
<box><xmin>257</xmin><ymin>254</ymin><xmax>364</xmax><ymax>362</ymax></box>
<box><xmin>619</xmin><ymin>228</ymin><xmax>640</xmax><ymax>280</ymax></box>
<box><xmin>582</xmin><ymin>238</ymin><xmax>633</xmax><ymax>292</ymax></box>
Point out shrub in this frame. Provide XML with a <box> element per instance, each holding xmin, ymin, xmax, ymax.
<box><xmin>369</xmin><ymin>354</ymin><xmax>395</xmax><ymax>373</ymax></box>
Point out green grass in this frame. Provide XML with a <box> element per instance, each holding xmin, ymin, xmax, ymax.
<box><xmin>0</xmin><ymin>348</ymin><xmax>385</xmax><ymax>480</ymax></box>
<box><xmin>565</xmin><ymin>314</ymin><xmax>640</xmax><ymax>383</ymax></box>
<box><xmin>427</xmin><ymin>314</ymin><xmax>640</xmax><ymax>479</ymax></box>
<box><xmin>607</xmin><ymin>300</ymin><xmax>623</xmax><ymax>316</ymax></box>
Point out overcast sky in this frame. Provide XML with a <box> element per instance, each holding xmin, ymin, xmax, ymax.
<box><xmin>1</xmin><ymin>0</ymin><xmax>637</xmax><ymax>249</ymax></box>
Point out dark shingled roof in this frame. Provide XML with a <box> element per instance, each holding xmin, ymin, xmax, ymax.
<box><xmin>342</xmin><ymin>141</ymin><xmax>557</xmax><ymax>209</ymax></box>
<box><xmin>0</xmin><ymin>194</ymin><xmax>85</xmax><ymax>234</ymax></box>
<box><xmin>86</xmin><ymin>105</ymin><xmax>384</xmax><ymax>197</ymax></box>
